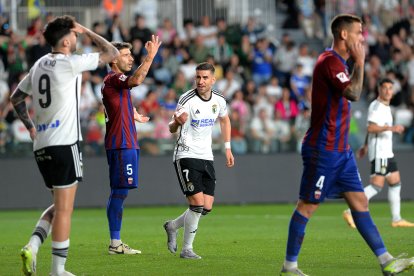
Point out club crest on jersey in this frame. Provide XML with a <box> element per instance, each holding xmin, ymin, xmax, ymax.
<box><xmin>212</xmin><ymin>104</ymin><xmax>217</xmax><ymax>114</ymax></box>
<box><xmin>128</xmin><ymin>177</ymin><xmax>133</xmax><ymax>185</ymax></box>
<box><xmin>314</xmin><ymin>190</ymin><xmax>321</xmax><ymax>200</ymax></box>
<box><xmin>119</xmin><ymin>74</ymin><xmax>127</xmax><ymax>81</ymax></box>
<box><xmin>336</xmin><ymin>72</ymin><xmax>349</xmax><ymax>83</ymax></box>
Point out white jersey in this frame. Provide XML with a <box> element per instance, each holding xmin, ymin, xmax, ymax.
<box><xmin>173</xmin><ymin>88</ymin><xmax>228</xmax><ymax>161</ymax></box>
<box><xmin>367</xmin><ymin>99</ymin><xmax>394</xmax><ymax>161</ymax></box>
<box><xmin>17</xmin><ymin>52</ymin><xmax>99</xmax><ymax>151</ymax></box>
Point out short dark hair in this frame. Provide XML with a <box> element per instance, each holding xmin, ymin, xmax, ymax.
<box><xmin>109</xmin><ymin>41</ymin><xmax>132</xmax><ymax>66</ymax></box>
<box><xmin>379</xmin><ymin>78</ymin><xmax>393</xmax><ymax>87</ymax></box>
<box><xmin>330</xmin><ymin>14</ymin><xmax>362</xmax><ymax>39</ymax></box>
<box><xmin>196</xmin><ymin>62</ymin><xmax>215</xmax><ymax>74</ymax></box>
<box><xmin>43</xmin><ymin>15</ymin><xmax>75</xmax><ymax>47</ymax></box>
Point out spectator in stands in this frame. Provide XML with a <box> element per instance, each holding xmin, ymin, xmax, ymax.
<box><xmin>273</xmin><ymin>33</ymin><xmax>298</xmax><ymax>86</ymax></box>
<box><xmin>266</xmin><ymin>75</ymin><xmax>282</xmax><ymax>104</ymax></box>
<box><xmin>365</xmin><ymin>55</ymin><xmax>385</xmax><ymax>101</ymax></box>
<box><xmin>139</xmin><ymin>89</ymin><xmax>160</xmax><ymax>120</ymax></box>
<box><xmin>242</xmin><ymin>79</ymin><xmax>257</xmax><ymax>108</ymax></box>
<box><xmin>241</xmin><ymin>16</ymin><xmax>266</xmax><ymax>45</ymax></box>
<box><xmin>189</xmin><ymin>35</ymin><xmax>210</xmax><ymax>64</ymax></box>
<box><xmin>171</xmin><ymin>70</ymin><xmax>192</xmax><ymax>97</ymax></box>
<box><xmin>179</xmin><ymin>18</ymin><xmax>197</xmax><ymax>47</ymax></box>
<box><xmin>224</xmin><ymin>53</ymin><xmax>248</xmax><ymax>84</ymax></box>
<box><xmin>293</xmin><ymin>107</ymin><xmax>311</xmax><ymax>152</ymax></box>
<box><xmin>296</xmin><ymin>43</ymin><xmax>315</xmax><ymax>79</ymax></box>
<box><xmin>235</xmin><ymin>34</ymin><xmax>253</xmax><ymax>68</ymax></box>
<box><xmin>2</xmin><ymin>31</ymin><xmax>28</xmax><ymax>89</ymax></box>
<box><xmin>290</xmin><ymin>63</ymin><xmax>311</xmax><ymax>102</ymax></box>
<box><xmin>230</xmin><ymin>89</ymin><xmax>251</xmax><ymax>126</ymax></box>
<box><xmin>273</xmin><ymin>107</ymin><xmax>292</xmax><ymax>152</ymax></box>
<box><xmin>250</xmin><ymin>38</ymin><xmax>273</xmax><ymax>86</ymax></box>
<box><xmin>197</xmin><ymin>15</ymin><xmax>218</xmax><ymax>48</ymax></box>
<box><xmin>216</xmin><ymin>69</ymin><xmax>241</xmax><ymax>101</ymax></box>
<box><xmin>156</xmin><ymin>18</ymin><xmax>177</xmax><ymax>47</ymax></box>
<box><xmin>274</xmin><ymin>86</ymin><xmax>299</xmax><ymax>125</ymax></box>
<box><xmin>106</xmin><ymin>14</ymin><xmax>128</xmax><ymax>42</ymax></box>
<box><xmin>27</xmin><ymin>32</ymin><xmax>51</xmax><ymax>68</ymax></box>
<box><xmin>210</xmin><ymin>34</ymin><xmax>233</xmax><ymax>67</ymax></box>
<box><xmin>230</xmin><ymin>109</ymin><xmax>248</xmax><ymax>155</ymax></box>
<box><xmin>250</xmin><ymin>108</ymin><xmax>277</xmax><ymax>154</ymax></box>
<box><xmin>129</xmin><ymin>14</ymin><xmax>152</xmax><ymax>45</ymax></box>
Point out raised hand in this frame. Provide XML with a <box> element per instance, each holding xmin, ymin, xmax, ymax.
<box><xmin>145</xmin><ymin>35</ymin><xmax>162</xmax><ymax>59</ymax></box>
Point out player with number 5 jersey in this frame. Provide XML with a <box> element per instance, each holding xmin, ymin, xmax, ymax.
<box><xmin>101</xmin><ymin>37</ymin><xmax>161</xmax><ymax>255</ymax></box>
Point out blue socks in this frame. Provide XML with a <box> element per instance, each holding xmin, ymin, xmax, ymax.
<box><xmin>107</xmin><ymin>188</ymin><xmax>129</xmax><ymax>240</ymax></box>
<box><xmin>352</xmin><ymin>211</ymin><xmax>387</xmax><ymax>256</ymax></box>
<box><xmin>286</xmin><ymin>210</ymin><xmax>309</xmax><ymax>262</ymax></box>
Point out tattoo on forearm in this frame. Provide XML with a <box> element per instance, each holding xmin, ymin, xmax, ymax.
<box><xmin>131</xmin><ymin>55</ymin><xmax>153</xmax><ymax>84</ymax></box>
<box><xmin>85</xmin><ymin>30</ymin><xmax>118</xmax><ymax>57</ymax></box>
<box><xmin>344</xmin><ymin>65</ymin><xmax>364</xmax><ymax>101</ymax></box>
<box><xmin>10</xmin><ymin>90</ymin><xmax>34</xmax><ymax>130</ymax></box>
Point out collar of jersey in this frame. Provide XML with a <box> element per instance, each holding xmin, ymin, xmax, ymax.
<box><xmin>325</xmin><ymin>48</ymin><xmax>347</xmax><ymax>65</ymax></box>
<box><xmin>195</xmin><ymin>89</ymin><xmax>212</xmax><ymax>102</ymax></box>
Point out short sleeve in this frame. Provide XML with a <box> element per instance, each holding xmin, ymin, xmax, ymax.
<box><xmin>218</xmin><ymin>96</ymin><xmax>228</xmax><ymax>117</ymax></box>
<box><xmin>367</xmin><ymin>104</ymin><xmax>381</xmax><ymax>125</ymax></box>
<box><xmin>106</xmin><ymin>73</ymin><xmax>131</xmax><ymax>90</ymax></box>
<box><xmin>324</xmin><ymin>56</ymin><xmax>351</xmax><ymax>95</ymax></box>
<box><xmin>70</xmin><ymin>53</ymin><xmax>99</xmax><ymax>75</ymax></box>
<box><xmin>16</xmin><ymin>72</ymin><xmax>32</xmax><ymax>95</ymax></box>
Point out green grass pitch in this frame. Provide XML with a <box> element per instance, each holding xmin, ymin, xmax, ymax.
<box><xmin>1</xmin><ymin>202</ymin><xmax>414</xmax><ymax>275</ymax></box>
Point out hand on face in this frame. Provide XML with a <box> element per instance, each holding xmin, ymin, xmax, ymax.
<box><xmin>348</xmin><ymin>41</ymin><xmax>365</xmax><ymax>66</ymax></box>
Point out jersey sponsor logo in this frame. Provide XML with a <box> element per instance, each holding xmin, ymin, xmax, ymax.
<box><xmin>119</xmin><ymin>74</ymin><xmax>127</xmax><ymax>81</ymax></box>
<box><xmin>191</xmin><ymin>118</ymin><xmax>215</xmax><ymax>128</ymax></box>
<box><xmin>336</xmin><ymin>72</ymin><xmax>349</xmax><ymax>83</ymax></box>
<box><xmin>37</xmin><ymin>119</ymin><xmax>60</xmax><ymax>132</ymax></box>
<box><xmin>212</xmin><ymin>104</ymin><xmax>217</xmax><ymax>114</ymax></box>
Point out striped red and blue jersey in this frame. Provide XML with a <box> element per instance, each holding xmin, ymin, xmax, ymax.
<box><xmin>303</xmin><ymin>49</ymin><xmax>352</xmax><ymax>152</ymax></box>
<box><xmin>102</xmin><ymin>71</ymin><xmax>139</xmax><ymax>150</ymax></box>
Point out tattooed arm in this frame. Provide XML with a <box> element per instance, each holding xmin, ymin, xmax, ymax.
<box><xmin>128</xmin><ymin>35</ymin><xmax>162</xmax><ymax>87</ymax></box>
<box><xmin>73</xmin><ymin>23</ymin><xmax>119</xmax><ymax>65</ymax></box>
<box><xmin>10</xmin><ymin>89</ymin><xmax>36</xmax><ymax>140</ymax></box>
<box><xmin>343</xmin><ymin>62</ymin><xmax>364</xmax><ymax>101</ymax></box>
<box><xmin>343</xmin><ymin>41</ymin><xmax>365</xmax><ymax>102</ymax></box>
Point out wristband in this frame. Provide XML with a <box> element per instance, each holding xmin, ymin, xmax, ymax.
<box><xmin>224</xmin><ymin>141</ymin><xmax>231</xmax><ymax>149</ymax></box>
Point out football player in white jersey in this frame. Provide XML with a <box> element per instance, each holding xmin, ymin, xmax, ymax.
<box><xmin>164</xmin><ymin>62</ymin><xmax>235</xmax><ymax>259</ymax></box>
<box><xmin>10</xmin><ymin>15</ymin><xmax>119</xmax><ymax>276</ymax></box>
<box><xmin>343</xmin><ymin>78</ymin><xmax>414</xmax><ymax>228</ymax></box>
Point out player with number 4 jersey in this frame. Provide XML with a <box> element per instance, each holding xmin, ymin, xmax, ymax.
<box><xmin>280</xmin><ymin>14</ymin><xmax>414</xmax><ymax>276</ymax></box>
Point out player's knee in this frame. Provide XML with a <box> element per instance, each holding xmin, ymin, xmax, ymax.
<box><xmin>202</xmin><ymin>208</ymin><xmax>212</xmax><ymax>216</ymax></box>
<box><xmin>189</xmin><ymin>205</ymin><xmax>204</xmax><ymax>214</ymax></box>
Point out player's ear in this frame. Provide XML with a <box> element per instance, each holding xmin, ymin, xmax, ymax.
<box><xmin>340</xmin><ymin>29</ymin><xmax>347</xmax><ymax>40</ymax></box>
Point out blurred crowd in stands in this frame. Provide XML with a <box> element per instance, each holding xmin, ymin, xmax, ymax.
<box><xmin>0</xmin><ymin>0</ymin><xmax>414</xmax><ymax>157</ymax></box>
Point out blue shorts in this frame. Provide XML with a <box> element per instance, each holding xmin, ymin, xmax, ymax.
<box><xmin>299</xmin><ymin>146</ymin><xmax>363</xmax><ymax>203</ymax></box>
<box><xmin>106</xmin><ymin>149</ymin><xmax>140</xmax><ymax>189</ymax></box>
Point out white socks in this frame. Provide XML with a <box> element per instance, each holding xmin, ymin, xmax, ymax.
<box><xmin>183</xmin><ymin>209</ymin><xmax>201</xmax><ymax>250</ymax></box>
<box><xmin>378</xmin><ymin>252</ymin><xmax>394</xmax><ymax>265</ymax></box>
<box><xmin>51</xmin><ymin>239</ymin><xmax>69</xmax><ymax>275</ymax></box>
<box><xmin>171</xmin><ymin>209</ymin><xmax>188</xmax><ymax>230</ymax></box>
<box><xmin>29</xmin><ymin>219</ymin><xmax>51</xmax><ymax>254</ymax></box>
<box><xmin>388</xmin><ymin>183</ymin><xmax>402</xmax><ymax>222</ymax></box>
<box><xmin>364</xmin><ymin>184</ymin><xmax>381</xmax><ymax>200</ymax></box>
